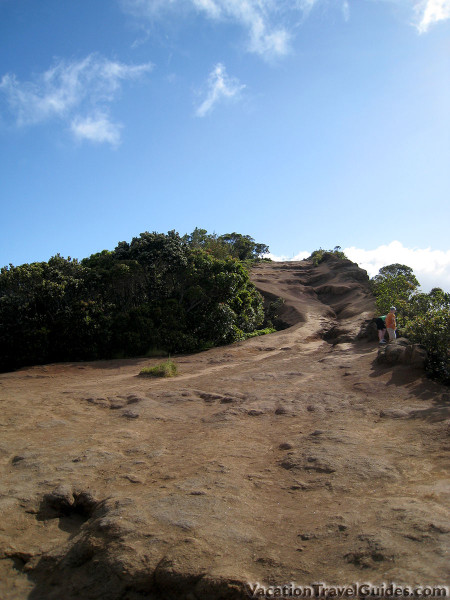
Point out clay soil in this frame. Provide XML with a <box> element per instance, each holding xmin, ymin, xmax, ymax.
<box><xmin>0</xmin><ymin>259</ymin><xmax>449</xmax><ymax>600</ymax></box>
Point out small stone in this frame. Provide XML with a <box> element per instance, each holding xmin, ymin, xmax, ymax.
<box><xmin>298</xmin><ymin>533</ymin><xmax>316</xmax><ymax>540</ymax></box>
<box><xmin>247</xmin><ymin>409</ymin><xmax>264</xmax><ymax>416</ymax></box>
<box><xmin>379</xmin><ymin>409</ymin><xmax>409</xmax><ymax>419</ymax></box>
<box><xmin>279</xmin><ymin>442</ymin><xmax>294</xmax><ymax>450</ymax></box>
<box><xmin>122</xmin><ymin>410</ymin><xmax>140</xmax><ymax>419</ymax></box>
<box><xmin>123</xmin><ymin>474</ymin><xmax>143</xmax><ymax>484</ymax></box>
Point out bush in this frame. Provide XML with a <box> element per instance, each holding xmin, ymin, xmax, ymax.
<box><xmin>264</xmin><ymin>297</ymin><xmax>286</xmax><ymax>330</ymax></box>
<box><xmin>243</xmin><ymin>327</ymin><xmax>276</xmax><ymax>339</ymax></box>
<box><xmin>139</xmin><ymin>359</ymin><xmax>178</xmax><ymax>378</ymax></box>
<box><xmin>309</xmin><ymin>246</ymin><xmax>347</xmax><ymax>266</ymax></box>
<box><xmin>402</xmin><ymin>290</ymin><xmax>450</xmax><ymax>384</ymax></box>
<box><xmin>0</xmin><ymin>229</ymin><xmax>268</xmax><ymax>371</ymax></box>
<box><xmin>371</xmin><ymin>266</ymin><xmax>450</xmax><ymax>384</ymax></box>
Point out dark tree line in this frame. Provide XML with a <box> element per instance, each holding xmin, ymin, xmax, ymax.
<box><xmin>0</xmin><ymin>230</ymin><xmax>269</xmax><ymax>372</ymax></box>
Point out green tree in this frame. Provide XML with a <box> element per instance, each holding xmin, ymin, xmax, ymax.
<box><xmin>182</xmin><ymin>229</ymin><xmax>269</xmax><ymax>261</ymax></box>
<box><xmin>370</xmin><ymin>266</ymin><xmax>449</xmax><ymax>384</ymax></box>
<box><xmin>402</xmin><ymin>288</ymin><xmax>450</xmax><ymax>383</ymax></box>
<box><xmin>217</xmin><ymin>232</ymin><xmax>269</xmax><ymax>261</ymax></box>
<box><xmin>0</xmin><ymin>256</ymin><xmax>110</xmax><ymax>370</ymax></box>
<box><xmin>1</xmin><ymin>229</ymin><xmax>270</xmax><ymax>371</ymax></box>
<box><xmin>370</xmin><ymin>263</ymin><xmax>420</xmax><ymax>316</ymax></box>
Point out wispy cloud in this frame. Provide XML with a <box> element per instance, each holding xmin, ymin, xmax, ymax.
<box><xmin>120</xmin><ymin>0</ymin><xmax>322</xmax><ymax>59</ymax></box>
<box><xmin>121</xmin><ymin>0</ymin><xmax>450</xmax><ymax>52</ymax></box>
<box><xmin>195</xmin><ymin>63</ymin><xmax>245</xmax><ymax>116</ymax></box>
<box><xmin>0</xmin><ymin>54</ymin><xmax>152</xmax><ymax>145</ymax></box>
<box><xmin>71</xmin><ymin>113</ymin><xmax>122</xmax><ymax>147</ymax></box>
<box><xmin>342</xmin><ymin>0</ymin><xmax>350</xmax><ymax>22</ymax></box>
<box><xmin>414</xmin><ymin>0</ymin><xmax>450</xmax><ymax>33</ymax></box>
<box><xmin>268</xmin><ymin>241</ymin><xmax>450</xmax><ymax>292</ymax></box>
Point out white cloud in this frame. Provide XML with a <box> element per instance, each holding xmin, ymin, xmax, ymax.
<box><xmin>414</xmin><ymin>0</ymin><xmax>450</xmax><ymax>32</ymax></box>
<box><xmin>121</xmin><ymin>0</ymin><xmax>321</xmax><ymax>58</ymax></box>
<box><xmin>344</xmin><ymin>242</ymin><xmax>450</xmax><ymax>292</ymax></box>
<box><xmin>266</xmin><ymin>250</ymin><xmax>310</xmax><ymax>261</ymax></box>
<box><xmin>71</xmin><ymin>113</ymin><xmax>122</xmax><ymax>147</ymax></box>
<box><xmin>196</xmin><ymin>63</ymin><xmax>245</xmax><ymax>116</ymax></box>
<box><xmin>121</xmin><ymin>0</ymin><xmax>450</xmax><ymax>51</ymax></box>
<box><xmin>268</xmin><ymin>242</ymin><xmax>450</xmax><ymax>292</ymax></box>
<box><xmin>0</xmin><ymin>55</ymin><xmax>152</xmax><ymax>145</ymax></box>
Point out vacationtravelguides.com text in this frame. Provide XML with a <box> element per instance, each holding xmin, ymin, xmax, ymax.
<box><xmin>247</xmin><ymin>583</ymin><xmax>449</xmax><ymax>598</ymax></box>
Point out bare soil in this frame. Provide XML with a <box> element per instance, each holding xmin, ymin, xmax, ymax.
<box><xmin>0</xmin><ymin>258</ymin><xmax>448</xmax><ymax>600</ymax></box>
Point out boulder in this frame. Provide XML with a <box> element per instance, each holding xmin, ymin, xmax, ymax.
<box><xmin>377</xmin><ymin>338</ymin><xmax>427</xmax><ymax>370</ymax></box>
<box><xmin>358</xmin><ymin>319</ymin><xmax>380</xmax><ymax>342</ymax></box>
<box><xmin>410</xmin><ymin>345</ymin><xmax>428</xmax><ymax>369</ymax></box>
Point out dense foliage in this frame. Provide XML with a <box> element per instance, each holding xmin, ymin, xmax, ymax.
<box><xmin>182</xmin><ymin>228</ymin><xmax>269</xmax><ymax>261</ymax></box>
<box><xmin>371</xmin><ymin>264</ymin><xmax>450</xmax><ymax>384</ymax></box>
<box><xmin>0</xmin><ymin>229</ymin><xmax>269</xmax><ymax>372</ymax></box>
<box><xmin>309</xmin><ymin>246</ymin><xmax>348</xmax><ymax>265</ymax></box>
<box><xmin>371</xmin><ymin>264</ymin><xmax>420</xmax><ymax>314</ymax></box>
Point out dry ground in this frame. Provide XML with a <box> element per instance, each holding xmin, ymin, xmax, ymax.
<box><xmin>0</xmin><ymin>259</ymin><xmax>448</xmax><ymax>600</ymax></box>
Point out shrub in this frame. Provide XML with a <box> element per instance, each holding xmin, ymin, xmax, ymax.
<box><xmin>243</xmin><ymin>327</ymin><xmax>276</xmax><ymax>339</ymax></box>
<box><xmin>264</xmin><ymin>297</ymin><xmax>286</xmax><ymax>330</ymax></box>
<box><xmin>371</xmin><ymin>266</ymin><xmax>450</xmax><ymax>384</ymax></box>
<box><xmin>139</xmin><ymin>359</ymin><xmax>178</xmax><ymax>378</ymax></box>
<box><xmin>0</xmin><ymin>228</ymin><xmax>268</xmax><ymax>371</ymax></box>
<box><xmin>309</xmin><ymin>246</ymin><xmax>348</xmax><ymax>266</ymax></box>
<box><xmin>145</xmin><ymin>348</ymin><xmax>169</xmax><ymax>358</ymax></box>
<box><xmin>402</xmin><ymin>290</ymin><xmax>450</xmax><ymax>384</ymax></box>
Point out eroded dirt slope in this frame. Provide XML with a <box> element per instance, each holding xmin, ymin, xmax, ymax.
<box><xmin>0</xmin><ymin>258</ymin><xmax>448</xmax><ymax>600</ymax></box>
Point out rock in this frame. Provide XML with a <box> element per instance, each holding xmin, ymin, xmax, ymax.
<box><xmin>280</xmin><ymin>454</ymin><xmax>336</xmax><ymax>474</ymax></box>
<box><xmin>380</xmin><ymin>409</ymin><xmax>410</xmax><ymax>419</ymax></box>
<box><xmin>247</xmin><ymin>409</ymin><xmax>264</xmax><ymax>416</ymax></box>
<box><xmin>279</xmin><ymin>442</ymin><xmax>294</xmax><ymax>450</ymax></box>
<box><xmin>122</xmin><ymin>409</ymin><xmax>140</xmax><ymax>419</ymax></box>
<box><xmin>39</xmin><ymin>486</ymin><xmax>99</xmax><ymax>520</ymax></box>
<box><xmin>411</xmin><ymin>345</ymin><xmax>428</xmax><ymax>369</ymax></box>
<box><xmin>344</xmin><ymin>534</ymin><xmax>395</xmax><ymax>568</ymax></box>
<box><xmin>41</xmin><ymin>485</ymin><xmax>74</xmax><ymax>514</ymax></box>
<box><xmin>358</xmin><ymin>319</ymin><xmax>379</xmax><ymax>341</ymax></box>
<box><xmin>377</xmin><ymin>339</ymin><xmax>427</xmax><ymax>369</ymax></box>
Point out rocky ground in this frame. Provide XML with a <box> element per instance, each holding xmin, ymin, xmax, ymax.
<box><xmin>0</xmin><ymin>257</ymin><xmax>448</xmax><ymax>600</ymax></box>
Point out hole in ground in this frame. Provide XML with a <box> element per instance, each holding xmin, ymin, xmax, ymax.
<box><xmin>37</xmin><ymin>489</ymin><xmax>99</xmax><ymax>535</ymax></box>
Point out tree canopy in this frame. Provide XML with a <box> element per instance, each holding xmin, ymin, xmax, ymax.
<box><xmin>371</xmin><ymin>263</ymin><xmax>420</xmax><ymax>315</ymax></box>
<box><xmin>371</xmin><ymin>264</ymin><xmax>449</xmax><ymax>384</ymax></box>
<box><xmin>0</xmin><ymin>229</ymin><xmax>270</xmax><ymax>372</ymax></box>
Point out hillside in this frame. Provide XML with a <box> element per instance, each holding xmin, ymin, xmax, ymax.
<box><xmin>0</xmin><ymin>257</ymin><xmax>448</xmax><ymax>600</ymax></box>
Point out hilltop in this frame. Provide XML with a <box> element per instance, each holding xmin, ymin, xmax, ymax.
<box><xmin>0</xmin><ymin>257</ymin><xmax>448</xmax><ymax>599</ymax></box>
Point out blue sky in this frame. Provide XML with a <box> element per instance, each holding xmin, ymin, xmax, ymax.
<box><xmin>1</xmin><ymin>0</ymin><xmax>449</xmax><ymax>291</ymax></box>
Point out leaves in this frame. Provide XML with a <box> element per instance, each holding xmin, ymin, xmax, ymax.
<box><xmin>0</xmin><ymin>229</ymin><xmax>266</xmax><ymax>371</ymax></box>
<box><xmin>371</xmin><ymin>266</ymin><xmax>449</xmax><ymax>383</ymax></box>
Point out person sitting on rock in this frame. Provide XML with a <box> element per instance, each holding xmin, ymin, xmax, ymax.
<box><xmin>385</xmin><ymin>306</ymin><xmax>397</xmax><ymax>342</ymax></box>
<box><xmin>375</xmin><ymin>315</ymin><xmax>387</xmax><ymax>344</ymax></box>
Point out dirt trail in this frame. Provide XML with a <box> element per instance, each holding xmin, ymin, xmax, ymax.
<box><xmin>0</xmin><ymin>258</ymin><xmax>448</xmax><ymax>600</ymax></box>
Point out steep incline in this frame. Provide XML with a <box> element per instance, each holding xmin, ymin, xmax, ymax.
<box><xmin>251</xmin><ymin>256</ymin><xmax>375</xmax><ymax>342</ymax></box>
<box><xmin>0</xmin><ymin>258</ymin><xmax>448</xmax><ymax>600</ymax></box>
